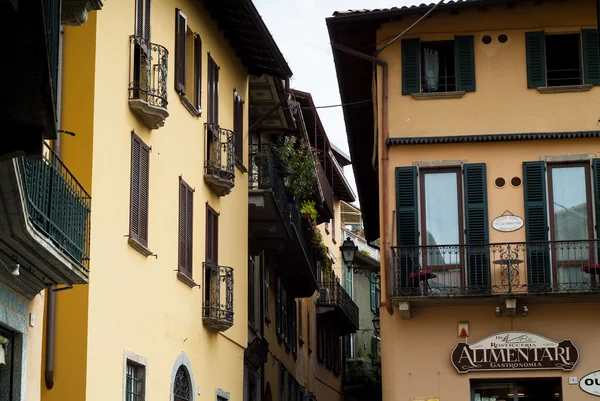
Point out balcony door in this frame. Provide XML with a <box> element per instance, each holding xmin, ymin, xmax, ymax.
<box><xmin>548</xmin><ymin>164</ymin><xmax>594</xmax><ymax>290</ymax></box>
<box><xmin>419</xmin><ymin>168</ymin><xmax>464</xmax><ymax>293</ymax></box>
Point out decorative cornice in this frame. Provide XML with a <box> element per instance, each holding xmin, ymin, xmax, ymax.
<box><xmin>387</xmin><ymin>131</ymin><xmax>600</xmax><ymax>146</ymax></box>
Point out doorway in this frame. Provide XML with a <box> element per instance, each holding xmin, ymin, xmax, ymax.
<box><xmin>471</xmin><ymin>378</ymin><xmax>562</xmax><ymax>401</ymax></box>
<box><xmin>0</xmin><ymin>326</ymin><xmax>14</xmax><ymax>401</ymax></box>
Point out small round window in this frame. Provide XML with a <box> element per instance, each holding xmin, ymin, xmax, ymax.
<box><xmin>498</xmin><ymin>34</ymin><xmax>509</xmax><ymax>43</ymax></box>
<box><xmin>495</xmin><ymin>177</ymin><xmax>506</xmax><ymax>188</ymax></box>
<box><xmin>482</xmin><ymin>35</ymin><xmax>492</xmax><ymax>44</ymax></box>
<box><xmin>511</xmin><ymin>177</ymin><xmax>522</xmax><ymax>188</ymax></box>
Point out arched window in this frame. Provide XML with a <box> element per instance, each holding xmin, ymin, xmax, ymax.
<box><xmin>173</xmin><ymin>366</ymin><xmax>192</xmax><ymax>401</ymax></box>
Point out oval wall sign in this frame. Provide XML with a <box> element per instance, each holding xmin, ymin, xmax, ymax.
<box><xmin>580</xmin><ymin>371</ymin><xmax>600</xmax><ymax>397</ymax></box>
<box><xmin>492</xmin><ymin>215</ymin><xmax>524</xmax><ymax>232</ymax></box>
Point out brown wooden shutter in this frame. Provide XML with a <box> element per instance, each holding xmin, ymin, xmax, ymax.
<box><xmin>207</xmin><ymin>57</ymin><xmax>220</xmax><ymax>124</ymax></box>
<box><xmin>213</xmin><ymin>208</ymin><xmax>219</xmax><ymax>263</ymax></box>
<box><xmin>130</xmin><ymin>133</ymin><xmax>150</xmax><ymax>247</ymax></box>
<box><xmin>206</xmin><ymin>204</ymin><xmax>218</xmax><ymax>264</ymax></box>
<box><xmin>194</xmin><ymin>35</ymin><xmax>202</xmax><ymax>110</ymax></box>
<box><xmin>178</xmin><ymin>179</ymin><xmax>194</xmax><ymax>276</ymax></box>
<box><xmin>234</xmin><ymin>93</ymin><xmax>244</xmax><ymax>163</ymax></box>
<box><xmin>175</xmin><ymin>9</ymin><xmax>187</xmax><ymax>95</ymax></box>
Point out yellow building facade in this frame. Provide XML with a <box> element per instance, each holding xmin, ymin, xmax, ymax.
<box><xmin>330</xmin><ymin>1</ymin><xmax>600</xmax><ymax>400</ymax></box>
<box><xmin>37</xmin><ymin>1</ymin><xmax>291</xmax><ymax>401</ymax></box>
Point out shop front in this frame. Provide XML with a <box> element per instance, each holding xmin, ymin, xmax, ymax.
<box><xmin>381</xmin><ymin>303</ymin><xmax>600</xmax><ymax>401</ymax></box>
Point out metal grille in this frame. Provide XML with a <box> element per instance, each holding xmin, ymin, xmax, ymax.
<box><xmin>316</xmin><ymin>280</ymin><xmax>359</xmax><ymax>331</ymax></box>
<box><xmin>392</xmin><ymin>240</ymin><xmax>600</xmax><ymax>297</ymax></box>
<box><xmin>125</xmin><ymin>362</ymin><xmax>144</xmax><ymax>401</ymax></box>
<box><xmin>173</xmin><ymin>366</ymin><xmax>191</xmax><ymax>400</ymax></box>
<box><xmin>202</xmin><ymin>262</ymin><xmax>234</xmax><ymax>327</ymax></box>
<box><xmin>204</xmin><ymin>123</ymin><xmax>235</xmax><ymax>182</ymax></box>
<box><xmin>129</xmin><ymin>35</ymin><xmax>169</xmax><ymax>108</ymax></box>
<box><xmin>17</xmin><ymin>142</ymin><xmax>91</xmax><ymax>269</ymax></box>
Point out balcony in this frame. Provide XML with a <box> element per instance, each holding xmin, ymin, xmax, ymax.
<box><xmin>0</xmin><ymin>143</ymin><xmax>91</xmax><ymax>297</ymax></box>
<box><xmin>202</xmin><ymin>262</ymin><xmax>234</xmax><ymax>331</ymax></box>
<box><xmin>316</xmin><ymin>280</ymin><xmax>359</xmax><ymax>335</ymax></box>
<box><xmin>248</xmin><ymin>145</ymin><xmax>318</xmax><ymax>297</ymax></box>
<box><xmin>391</xmin><ymin>240</ymin><xmax>600</xmax><ymax>306</ymax></box>
<box><xmin>128</xmin><ymin>35</ymin><xmax>169</xmax><ymax>129</ymax></box>
<box><xmin>204</xmin><ymin>123</ymin><xmax>235</xmax><ymax>197</ymax></box>
<box><xmin>344</xmin><ymin>359</ymin><xmax>382</xmax><ymax>394</ymax></box>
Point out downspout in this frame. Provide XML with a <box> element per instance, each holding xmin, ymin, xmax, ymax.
<box><xmin>330</xmin><ymin>43</ymin><xmax>393</xmax><ymax>315</ymax></box>
<box><xmin>46</xmin><ymin>23</ymin><xmax>64</xmax><ymax>390</ymax></box>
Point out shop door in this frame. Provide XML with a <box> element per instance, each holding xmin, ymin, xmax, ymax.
<box><xmin>0</xmin><ymin>327</ymin><xmax>14</xmax><ymax>401</ymax></box>
<box><xmin>471</xmin><ymin>378</ymin><xmax>562</xmax><ymax>401</ymax></box>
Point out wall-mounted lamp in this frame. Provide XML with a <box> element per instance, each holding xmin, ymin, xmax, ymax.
<box><xmin>522</xmin><ymin>305</ymin><xmax>529</xmax><ymax>317</ymax></box>
<box><xmin>495</xmin><ymin>306</ymin><xmax>502</xmax><ymax>317</ymax></box>
<box><xmin>11</xmin><ymin>263</ymin><xmax>20</xmax><ymax>276</ymax></box>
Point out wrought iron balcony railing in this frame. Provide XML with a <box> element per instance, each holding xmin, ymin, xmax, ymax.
<box><xmin>249</xmin><ymin>144</ymin><xmax>318</xmax><ymax>280</ymax></box>
<box><xmin>202</xmin><ymin>261</ymin><xmax>234</xmax><ymax>331</ymax></box>
<box><xmin>391</xmin><ymin>240</ymin><xmax>600</xmax><ymax>298</ymax></box>
<box><xmin>128</xmin><ymin>35</ymin><xmax>169</xmax><ymax>129</ymax></box>
<box><xmin>17</xmin><ymin>142</ymin><xmax>91</xmax><ymax>269</ymax></box>
<box><xmin>204</xmin><ymin>123</ymin><xmax>235</xmax><ymax>196</ymax></box>
<box><xmin>317</xmin><ymin>281</ymin><xmax>359</xmax><ymax>331</ymax></box>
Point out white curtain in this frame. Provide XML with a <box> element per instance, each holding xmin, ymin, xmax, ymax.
<box><xmin>423</xmin><ymin>48</ymin><xmax>439</xmax><ymax>91</ymax></box>
<box><xmin>0</xmin><ymin>335</ymin><xmax>8</xmax><ymax>365</ymax></box>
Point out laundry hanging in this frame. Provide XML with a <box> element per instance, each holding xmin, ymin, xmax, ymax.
<box><xmin>423</xmin><ymin>48</ymin><xmax>439</xmax><ymax>91</ymax></box>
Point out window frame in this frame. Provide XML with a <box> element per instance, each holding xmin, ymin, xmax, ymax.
<box><xmin>233</xmin><ymin>90</ymin><xmax>245</xmax><ymax>168</ymax></box>
<box><xmin>123</xmin><ymin>351</ymin><xmax>147</xmax><ymax>401</ymax></box>
<box><xmin>419</xmin><ymin>39</ymin><xmax>457</xmax><ymax>93</ymax></box>
<box><xmin>207</xmin><ymin>54</ymin><xmax>220</xmax><ymax>125</ymax></box>
<box><xmin>547</xmin><ymin>162</ymin><xmax>594</xmax><ymax>282</ymax></box>
<box><xmin>545</xmin><ymin>33</ymin><xmax>583</xmax><ymax>87</ymax></box>
<box><xmin>135</xmin><ymin>0</ymin><xmax>151</xmax><ymax>41</ymax></box>
<box><xmin>419</xmin><ymin>167</ymin><xmax>465</xmax><ymax>271</ymax></box>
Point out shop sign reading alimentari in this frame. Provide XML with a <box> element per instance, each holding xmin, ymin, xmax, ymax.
<box><xmin>451</xmin><ymin>332</ymin><xmax>579</xmax><ymax>373</ymax></box>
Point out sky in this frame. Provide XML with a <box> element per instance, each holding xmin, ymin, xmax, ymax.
<box><xmin>253</xmin><ymin>0</ymin><xmax>412</xmax><ymax>206</ymax></box>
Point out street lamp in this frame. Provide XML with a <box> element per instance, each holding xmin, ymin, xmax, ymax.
<box><xmin>340</xmin><ymin>237</ymin><xmax>358</xmax><ymax>269</ymax></box>
<box><xmin>372</xmin><ymin>315</ymin><xmax>380</xmax><ymax>332</ymax></box>
<box><xmin>340</xmin><ymin>237</ymin><xmax>380</xmax><ymax>285</ymax></box>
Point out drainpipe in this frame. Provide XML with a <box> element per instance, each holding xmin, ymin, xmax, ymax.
<box><xmin>330</xmin><ymin>43</ymin><xmax>393</xmax><ymax>315</ymax></box>
<box><xmin>46</xmin><ymin>23</ymin><xmax>64</xmax><ymax>391</ymax></box>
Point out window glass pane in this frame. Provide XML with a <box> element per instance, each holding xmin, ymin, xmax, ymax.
<box><xmin>551</xmin><ymin>166</ymin><xmax>588</xmax><ymax>241</ymax></box>
<box><xmin>424</xmin><ymin>172</ymin><xmax>459</xmax><ymax>246</ymax></box>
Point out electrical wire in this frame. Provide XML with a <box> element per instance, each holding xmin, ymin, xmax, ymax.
<box><xmin>249</xmin><ymin>98</ymin><xmax>372</xmax><ymax>110</ymax></box>
<box><xmin>374</xmin><ymin>0</ymin><xmax>445</xmax><ymax>56</ymax></box>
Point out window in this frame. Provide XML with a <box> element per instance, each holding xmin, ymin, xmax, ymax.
<box><xmin>401</xmin><ymin>36</ymin><xmax>475</xmax><ymax>95</ymax></box>
<box><xmin>395</xmin><ymin>164</ymin><xmax>489</xmax><ymax>293</ymax></box>
<box><xmin>306</xmin><ymin>306</ymin><xmax>311</xmax><ymax>350</ymax></box>
<box><xmin>175</xmin><ymin>9</ymin><xmax>202</xmax><ymax>113</ymax></box>
<box><xmin>369</xmin><ymin>276</ymin><xmax>379</xmax><ymax>313</ymax></box>
<box><xmin>526</xmin><ymin>30</ymin><xmax>600</xmax><ymax>89</ymax></box>
<box><xmin>233</xmin><ymin>91</ymin><xmax>244</xmax><ymax>165</ymax></box>
<box><xmin>207</xmin><ymin>55</ymin><xmax>219</xmax><ymax>125</ymax></box>
<box><xmin>345</xmin><ymin>267</ymin><xmax>353</xmax><ymax>297</ymax></box>
<box><xmin>135</xmin><ymin>0</ymin><xmax>151</xmax><ymax>41</ymax></box>
<box><xmin>173</xmin><ymin>366</ymin><xmax>192</xmax><ymax>401</ymax></box>
<box><xmin>178</xmin><ymin>178</ymin><xmax>194</xmax><ymax>279</ymax></box>
<box><xmin>130</xmin><ymin>133</ymin><xmax>150</xmax><ymax>249</ymax></box>
<box><xmin>297</xmin><ymin>299</ymin><xmax>303</xmax><ymax>344</ymax></box>
<box><xmin>316</xmin><ymin>321</ymin><xmax>340</xmax><ymax>371</ymax></box>
<box><xmin>0</xmin><ymin>329</ymin><xmax>14</xmax><ymax>401</ymax></box>
<box><xmin>248</xmin><ymin>254</ymin><xmax>261</xmax><ymax>331</ymax></box>
<box><xmin>216</xmin><ymin>389</ymin><xmax>230</xmax><ymax>401</ymax></box>
<box><xmin>332</xmin><ymin>205</ymin><xmax>336</xmax><ymax>243</ymax></box>
<box><xmin>276</xmin><ymin>277</ymin><xmax>297</xmax><ymax>354</ymax></box>
<box><xmin>125</xmin><ymin>361</ymin><xmax>145</xmax><ymax>401</ymax></box>
<box><xmin>471</xmin><ymin>378</ymin><xmax>562</xmax><ymax>401</ymax></box>
<box><xmin>263</xmin><ymin>253</ymin><xmax>269</xmax><ymax>318</ymax></box>
<box><xmin>204</xmin><ymin>204</ymin><xmax>219</xmax><ymax>312</ymax></box>
<box><xmin>421</xmin><ymin>41</ymin><xmax>456</xmax><ymax>92</ymax></box>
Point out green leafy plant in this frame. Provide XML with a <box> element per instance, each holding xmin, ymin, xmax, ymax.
<box><xmin>300</xmin><ymin>200</ymin><xmax>318</xmax><ymax>222</ymax></box>
<box><xmin>357</xmin><ymin>345</ymin><xmax>366</xmax><ymax>360</ymax></box>
<box><xmin>360</xmin><ymin>249</ymin><xmax>371</xmax><ymax>257</ymax></box>
<box><xmin>312</xmin><ymin>228</ymin><xmax>323</xmax><ymax>246</ymax></box>
<box><xmin>273</xmin><ymin>136</ymin><xmax>316</xmax><ymax>203</ymax></box>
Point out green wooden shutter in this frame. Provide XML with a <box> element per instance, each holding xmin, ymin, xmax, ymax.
<box><xmin>276</xmin><ymin>277</ymin><xmax>281</xmax><ymax>336</ymax></box>
<box><xmin>455</xmin><ymin>36</ymin><xmax>476</xmax><ymax>92</ymax></box>
<box><xmin>583</xmin><ymin>29</ymin><xmax>600</xmax><ymax>85</ymax></box>
<box><xmin>369</xmin><ymin>276</ymin><xmax>376</xmax><ymax>312</ymax></box>
<box><xmin>523</xmin><ymin>161</ymin><xmax>551</xmax><ymax>292</ymax></box>
<box><xmin>395</xmin><ymin>167</ymin><xmax>418</xmax><ymax>293</ymax></box>
<box><xmin>525</xmin><ymin>31</ymin><xmax>546</xmax><ymax>88</ymax></box>
<box><xmin>464</xmin><ymin>164</ymin><xmax>490</xmax><ymax>293</ymax></box>
<box><xmin>402</xmin><ymin>38</ymin><xmax>420</xmax><ymax>95</ymax></box>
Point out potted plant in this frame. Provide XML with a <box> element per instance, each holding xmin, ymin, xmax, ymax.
<box><xmin>300</xmin><ymin>200</ymin><xmax>318</xmax><ymax>222</ymax></box>
<box><xmin>273</xmin><ymin>136</ymin><xmax>317</xmax><ymax>204</ymax></box>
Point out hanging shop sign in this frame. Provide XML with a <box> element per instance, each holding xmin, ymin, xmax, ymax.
<box><xmin>580</xmin><ymin>371</ymin><xmax>600</xmax><ymax>397</ymax></box>
<box><xmin>451</xmin><ymin>332</ymin><xmax>579</xmax><ymax>374</ymax></box>
<box><xmin>492</xmin><ymin>215</ymin><xmax>524</xmax><ymax>232</ymax></box>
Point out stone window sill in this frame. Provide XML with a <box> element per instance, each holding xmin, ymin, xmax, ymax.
<box><xmin>128</xmin><ymin>237</ymin><xmax>153</xmax><ymax>257</ymax></box>
<box><xmin>411</xmin><ymin>91</ymin><xmax>466</xmax><ymax>100</ymax></box>
<box><xmin>177</xmin><ymin>271</ymin><xmax>198</xmax><ymax>288</ymax></box>
<box><xmin>537</xmin><ymin>84</ymin><xmax>593</xmax><ymax>94</ymax></box>
<box><xmin>180</xmin><ymin>95</ymin><xmax>201</xmax><ymax>117</ymax></box>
